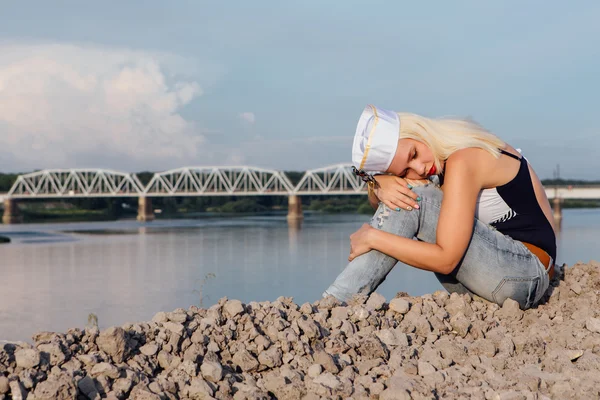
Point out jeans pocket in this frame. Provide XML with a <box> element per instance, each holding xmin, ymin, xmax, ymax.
<box><xmin>492</xmin><ymin>276</ymin><xmax>540</xmax><ymax>310</ymax></box>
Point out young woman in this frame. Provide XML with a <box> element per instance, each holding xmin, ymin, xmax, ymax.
<box><xmin>323</xmin><ymin>105</ymin><xmax>556</xmax><ymax>310</ymax></box>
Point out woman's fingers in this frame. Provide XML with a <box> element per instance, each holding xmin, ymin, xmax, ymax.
<box><xmin>374</xmin><ymin>176</ymin><xmax>422</xmax><ymax>211</ymax></box>
<box><xmin>383</xmin><ymin>197</ymin><xmax>417</xmax><ymax>211</ymax></box>
<box><xmin>393</xmin><ymin>193</ymin><xmax>420</xmax><ymax>211</ymax></box>
<box><xmin>397</xmin><ymin>185</ymin><xmax>420</xmax><ymax>202</ymax></box>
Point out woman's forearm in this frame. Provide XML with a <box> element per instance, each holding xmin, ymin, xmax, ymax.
<box><xmin>368</xmin><ymin>228</ymin><xmax>454</xmax><ymax>274</ymax></box>
<box><xmin>368</xmin><ymin>189</ymin><xmax>379</xmax><ymax>209</ymax></box>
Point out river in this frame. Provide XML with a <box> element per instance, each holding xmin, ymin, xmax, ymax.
<box><xmin>1</xmin><ymin>209</ymin><xmax>598</xmax><ymax>341</ymax></box>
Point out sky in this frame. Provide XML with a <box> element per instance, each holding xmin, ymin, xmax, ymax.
<box><xmin>0</xmin><ymin>1</ymin><xmax>599</xmax><ymax>179</ymax></box>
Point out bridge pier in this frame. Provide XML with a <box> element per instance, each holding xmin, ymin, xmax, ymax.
<box><xmin>287</xmin><ymin>195</ymin><xmax>303</xmax><ymax>226</ymax></box>
<box><xmin>137</xmin><ymin>197</ymin><xmax>155</xmax><ymax>222</ymax></box>
<box><xmin>552</xmin><ymin>197</ymin><xmax>562</xmax><ymax>229</ymax></box>
<box><xmin>2</xmin><ymin>199</ymin><xmax>23</xmax><ymax>224</ymax></box>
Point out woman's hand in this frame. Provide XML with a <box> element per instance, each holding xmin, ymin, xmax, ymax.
<box><xmin>373</xmin><ymin>175</ymin><xmax>422</xmax><ymax>211</ymax></box>
<box><xmin>348</xmin><ymin>223</ymin><xmax>375</xmax><ymax>261</ymax></box>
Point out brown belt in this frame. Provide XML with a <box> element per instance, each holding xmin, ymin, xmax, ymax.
<box><xmin>522</xmin><ymin>242</ymin><xmax>554</xmax><ymax>280</ymax></box>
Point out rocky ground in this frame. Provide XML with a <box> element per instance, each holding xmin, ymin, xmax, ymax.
<box><xmin>2</xmin><ymin>261</ymin><xmax>600</xmax><ymax>400</ymax></box>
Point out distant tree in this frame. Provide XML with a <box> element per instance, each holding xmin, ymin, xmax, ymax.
<box><xmin>541</xmin><ymin>178</ymin><xmax>600</xmax><ymax>186</ymax></box>
<box><xmin>0</xmin><ymin>173</ymin><xmax>19</xmax><ymax>192</ymax></box>
<box><xmin>283</xmin><ymin>171</ymin><xmax>305</xmax><ymax>186</ymax></box>
<box><xmin>135</xmin><ymin>171</ymin><xmax>155</xmax><ymax>186</ymax></box>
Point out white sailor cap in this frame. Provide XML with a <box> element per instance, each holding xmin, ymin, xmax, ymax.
<box><xmin>352</xmin><ymin>104</ymin><xmax>400</xmax><ymax>174</ymax></box>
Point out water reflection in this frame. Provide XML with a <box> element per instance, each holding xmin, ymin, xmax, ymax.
<box><xmin>287</xmin><ymin>220</ymin><xmax>302</xmax><ymax>253</ymax></box>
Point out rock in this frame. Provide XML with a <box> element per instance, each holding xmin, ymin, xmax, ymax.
<box><xmin>232</xmin><ymin>349</ymin><xmax>259</xmax><ymax>372</ymax></box>
<box><xmin>307</xmin><ymin>364</ymin><xmax>322</xmax><ymax>378</ymax></box>
<box><xmin>200</xmin><ymin>360</ymin><xmax>223</xmax><ymax>383</ymax></box>
<box><xmin>224</xmin><ymin>300</ymin><xmax>245</xmax><ymax>319</ymax></box>
<box><xmin>96</xmin><ymin>327</ymin><xmax>128</xmax><ymax>363</ymax></box>
<box><xmin>9</xmin><ymin>380</ymin><xmax>27</xmax><ymax>400</ymax></box>
<box><xmin>299</xmin><ymin>302</ymin><xmax>313</xmax><ymax>314</ymax></box>
<box><xmin>316</xmin><ymin>295</ymin><xmax>341</xmax><ymax>310</ymax></box>
<box><xmin>0</xmin><ymin>376</ymin><xmax>8</xmax><ymax>394</ymax></box>
<box><xmin>450</xmin><ymin>312</ymin><xmax>472</xmax><ymax>338</ymax></box>
<box><xmin>313</xmin><ymin>372</ymin><xmax>341</xmax><ymax>390</ymax></box>
<box><xmin>389</xmin><ymin>298</ymin><xmax>410</xmax><ymax>314</ymax></box>
<box><xmin>417</xmin><ymin>360</ymin><xmax>436</xmax><ymax>376</ymax></box>
<box><xmin>445</xmin><ymin>294</ymin><xmax>473</xmax><ymax>317</ymax></box>
<box><xmin>163</xmin><ymin>322</ymin><xmax>185</xmax><ymax>336</ymax></box>
<box><xmin>15</xmin><ymin>348</ymin><xmax>41</xmax><ymax>369</ymax></box>
<box><xmin>297</xmin><ymin>317</ymin><xmax>320</xmax><ymax>339</ymax></box>
<box><xmin>366</xmin><ymin>292</ymin><xmax>386</xmax><ymax>310</ymax></box>
<box><xmin>167</xmin><ymin>311</ymin><xmax>188</xmax><ymax>324</ymax></box>
<box><xmin>151</xmin><ymin>312</ymin><xmax>168</xmax><ymax>323</ymax></box>
<box><xmin>37</xmin><ymin>342</ymin><xmax>67</xmax><ymax>366</ymax></box>
<box><xmin>90</xmin><ymin>362</ymin><xmax>120</xmax><ymax>379</ymax></box>
<box><xmin>157</xmin><ymin>351</ymin><xmax>175</xmax><ymax>369</ymax></box>
<box><xmin>129</xmin><ymin>385</ymin><xmax>162</xmax><ymax>400</ymax></box>
<box><xmin>31</xmin><ymin>376</ymin><xmax>77</xmax><ymax>400</ymax></box>
<box><xmin>376</xmin><ymin>329</ymin><xmax>409</xmax><ymax>347</ymax></box>
<box><xmin>498</xmin><ymin>337</ymin><xmax>516</xmax><ymax>357</ymax></box>
<box><xmin>380</xmin><ymin>388</ymin><xmax>411</xmax><ymax>400</ymax></box>
<box><xmin>258</xmin><ymin>347</ymin><xmax>283</xmax><ymax>368</ymax></box>
<box><xmin>551</xmin><ymin>381</ymin><xmax>573</xmax><ymax>397</ymax></box>
<box><xmin>356</xmin><ymin>358</ymin><xmax>383</xmax><ymax>375</ymax></box>
<box><xmin>470</xmin><ymin>339</ymin><xmax>497</xmax><ymax>358</ymax></box>
<box><xmin>313</xmin><ymin>350</ymin><xmax>339</xmax><ymax>373</ymax></box>
<box><xmin>495</xmin><ymin>299</ymin><xmax>523</xmax><ymax>321</ymax></box>
<box><xmin>78</xmin><ymin>375</ymin><xmax>100</xmax><ymax>399</ymax></box>
<box><xmin>585</xmin><ymin>317</ymin><xmax>600</xmax><ymax>333</ymax></box>
<box><xmin>357</xmin><ymin>336</ymin><xmax>389</xmax><ymax>360</ymax></box>
<box><xmin>77</xmin><ymin>354</ymin><xmax>100</xmax><ymax>367</ymax></box>
<box><xmin>331</xmin><ymin>307</ymin><xmax>349</xmax><ymax>320</ymax></box>
<box><xmin>113</xmin><ymin>378</ymin><xmax>133</xmax><ymax>397</ymax></box>
<box><xmin>186</xmin><ymin>377</ymin><xmax>214</xmax><ymax>398</ymax></box>
<box><xmin>147</xmin><ymin>381</ymin><xmax>161</xmax><ymax>394</ymax></box>
<box><xmin>139</xmin><ymin>343</ymin><xmax>159</xmax><ymax>357</ymax></box>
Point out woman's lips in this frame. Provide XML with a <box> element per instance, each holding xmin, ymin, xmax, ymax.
<box><xmin>428</xmin><ymin>165</ymin><xmax>437</xmax><ymax>176</ymax></box>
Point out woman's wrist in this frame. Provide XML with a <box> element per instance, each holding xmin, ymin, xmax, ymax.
<box><xmin>366</xmin><ymin>226</ymin><xmax>381</xmax><ymax>250</ymax></box>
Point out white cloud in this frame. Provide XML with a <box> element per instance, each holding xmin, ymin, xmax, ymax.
<box><xmin>238</xmin><ymin>112</ymin><xmax>255</xmax><ymax>124</ymax></box>
<box><xmin>0</xmin><ymin>42</ymin><xmax>209</xmax><ymax>171</ymax></box>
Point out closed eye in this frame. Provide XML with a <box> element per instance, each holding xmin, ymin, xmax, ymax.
<box><xmin>401</xmin><ymin>149</ymin><xmax>417</xmax><ymax>177</ymax></box>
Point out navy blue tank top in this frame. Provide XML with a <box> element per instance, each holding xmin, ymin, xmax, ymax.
<box><xmin>491</xmin><ymin>149</ymin><xmax>557</xmax><ymax>260</ymax></box>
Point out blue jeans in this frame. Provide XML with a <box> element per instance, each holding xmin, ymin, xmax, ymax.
<box><xmin>323</xmin><ymin>183</ymin><xmax>550</xmax><ymax>309</ymax></box>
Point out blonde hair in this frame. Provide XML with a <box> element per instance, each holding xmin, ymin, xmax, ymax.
<box><xmin>397</xmin><ymin>113</ymin><xmax>505</xmax><ymax>174</ymax></box>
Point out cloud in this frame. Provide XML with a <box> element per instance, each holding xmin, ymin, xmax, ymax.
<box><xmin>238</xmin><ymin>112</ymin><xmax>255</xmax><ymax>124</ymax></box>
<box><xmin>0</xmin><ymin>42</ymin><xmax>209</xmax><ymax>172</ymax></box>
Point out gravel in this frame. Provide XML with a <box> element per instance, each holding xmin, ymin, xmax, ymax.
<box><xmin>1</xmin><ymin>261</ymin><xmax>600</xmax><ymax>399</ymax></box>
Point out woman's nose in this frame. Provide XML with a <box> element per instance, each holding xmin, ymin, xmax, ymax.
<box><xmin>411</xmin><ymin>161</ymin><xmax>426</xmax><ymax>176</ymax></box>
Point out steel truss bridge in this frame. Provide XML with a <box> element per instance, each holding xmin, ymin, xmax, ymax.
<box><xmin>4</xmin><ymin>165</ymin><xmax>367</xmax><ymax>199</ymax></box>
<box><xmin>2</xmin><ymin>165</ymin><xmax>599</xmax><ymax>200</ymax></box>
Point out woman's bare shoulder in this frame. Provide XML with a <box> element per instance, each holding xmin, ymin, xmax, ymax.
<box><xmin>445</xmin><ymin>148</ymin><xmax>495</xmax><ymax>188</ymax></box>
<box><xmin>446</xmin><ymin>148</ymin><xmax>495</xmax><ymax>168</ymax></box>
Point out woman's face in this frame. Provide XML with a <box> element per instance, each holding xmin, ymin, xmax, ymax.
<box><xmin>387</xmin><ymin>138</ymin><xmax>438</xmax><ymax>179</ymax></box>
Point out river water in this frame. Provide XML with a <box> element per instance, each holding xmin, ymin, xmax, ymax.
<box><xmin>1</xmin><ymin>209</ymin><xmax>598</xmax><ymax>342</ymax></box>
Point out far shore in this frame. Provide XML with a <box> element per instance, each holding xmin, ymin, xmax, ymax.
<box><xmin>1</xmin><ymin>199</ymin><xmax>599</xmax><ymax>226</ymax></box>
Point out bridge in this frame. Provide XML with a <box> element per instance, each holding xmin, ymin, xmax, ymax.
<box><xmin>1</xmin><ymin>165</ymin><xmax>598</xmax><ymax>224</ymax></box>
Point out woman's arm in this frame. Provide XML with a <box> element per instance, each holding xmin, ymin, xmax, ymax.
<box><xmin>367</xmin><ymin>186</ymin><xmax>379</xmax><ymax>209</ymax></box>
<box><xmin>367</xmin><ymin>175</ymin><xmax>422</xmax><ymax>210</ymax></box>
<box><xmin>352</xmin><ymin>149</ymin><xmax>486</xmax><ymax>274</ymax></box>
